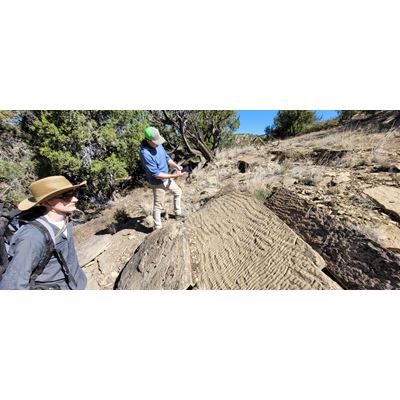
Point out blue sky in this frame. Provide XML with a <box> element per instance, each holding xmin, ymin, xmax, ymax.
<box><xmin>236</xmin><ymin>110</ymin><xmax>339</xmax><ymax>135</ymax></box>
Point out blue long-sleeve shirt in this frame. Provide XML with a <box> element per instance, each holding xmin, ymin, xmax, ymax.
<box><xmin>0</xmin><ymin>221</ymin><xmax>87</xmax><ymax>290</ymax></box>
<box><xmin>139</xmin><ymin>140</ymin><xmax>171</xmax><ymax>185</ymax></box>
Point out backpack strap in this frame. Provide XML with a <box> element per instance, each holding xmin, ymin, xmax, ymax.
<box><xmin>53</xmin><ymin>248</ymin><xmax>77</xmax><ymax>289</ymax></box>
<box><xmin>28</xmin><ymin>219</ymin><xmax>77</xmax><ymax>290</ymax></box>
<box><xmin>28</xmin><ymin>220</ymin><xmax>56</xmax><ymax>289</ymax></box>
<box><xmin>0</xmin><ymin>216</ymin><xmax>9</xmax><ymax>278</ymax></box>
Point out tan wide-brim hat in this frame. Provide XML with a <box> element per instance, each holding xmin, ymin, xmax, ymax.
<box><xmin>18</xmin><ymin>175</ymin><xmax>87</xmax><ymax>211</ymax></box>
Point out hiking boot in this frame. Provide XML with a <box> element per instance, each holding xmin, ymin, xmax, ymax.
<box><xmin>175</xmin><ymin>213</ymin><xmax>187</xmax><ymax>221</ymax></box>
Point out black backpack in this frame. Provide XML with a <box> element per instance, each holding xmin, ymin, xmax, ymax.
<box><xmin>0</xmin><ymin>203</ymin><xmax>76</xmax><ymax>289</ymax></box>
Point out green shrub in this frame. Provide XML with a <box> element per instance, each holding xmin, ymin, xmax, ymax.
<box><xmin>265</xmin><ymin>111</ymin><xmax>317</xmax><ymax>139</ymax></box>
<box><xmin>0</xmin><ymin>160</ymin><xmax>28</xmax><ymax>181</ymax></box>
<box><xmin>302</xmin><ymin>118</ymin><xmax>340</xmax><ymax>134</ymax></box>
<box><xmin>3</xmin><ymin>189</ymin><xmax>26</xmax><ymax>208</ymax></box>
<box><xmin>0</xmin><ymin>160</ymin><xmax>36</xmax><ymax>208</ymax></box>
<box><xmin>21</xmin><ymin>110</ymin><xmax>147</xmax><ymax>209</ymax></box>
<box><xmin>114</xmin><ymin>208</ymin><xmax>130</xmax><ymax>224</ymax></box>
<box><xmin>254</xmin><ymin>187</ymin><xmax>272</xmax><ymax>202</ymax></box>
<box><xmin>338</xmin><ymin>110</ymin><xmax>360</xmax><ymax>121</ymax></box>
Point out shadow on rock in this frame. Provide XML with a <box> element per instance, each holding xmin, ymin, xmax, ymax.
<box><xmin>95</xmin><ymin>216</ymin><xmax>153</xmax><ymax>236</ymax></box>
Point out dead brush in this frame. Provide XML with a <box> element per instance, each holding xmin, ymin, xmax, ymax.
<box><xmin>215</xmin><ymin>145</ymin><xmax>255</xmax><ymax>162</ymax></box>
<box><xmin>341</xmin><ymin>130</ymin><xmax>399</xmax><ymax>167</ymax></box>
<box><xmin>246</xmin><ymin>164</ymin><xmax>283</xmax><ymax>195</ymax></box>
<box><xmin>335</xmin><ymin>152</ymin><xmax>361</xmax><ymax>168</ymax></box>
<box><xmin>371</xmin><ymin>150</ymin><xmax>393</xmax><ymax>170</ymax></box>
<box><xmin>279</xmin><ymin>158</ymin><xmax>293</xmax><ymax>174</ymax></box>
<box><xmin>246</xmin><ymin>167</ymin><xmax>270</xmax><ymax>193</ymax></box>
<box><xmin>221</xmin><ymin>165</ymin><xmax>237</xmax><ymax>180</ymax></box>
<box><xmin>291</xmin><ymin>166</ymin><xmax>323</xmax><ymax>186</ymax></box>
<box><xmin>215</xmin><ymin>147</ymin><xmax>239</xmax><ymax>161</ymax></box>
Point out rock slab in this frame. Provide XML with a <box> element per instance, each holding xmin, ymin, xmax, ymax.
<box><xmin>265</xmin><ymin>188</ymin><xmax>400</xmax><ymax>289</ymax></box>
<box><xmin>118</xmin><ymin>186</ymin><xmax>341</xmax><ymax>290</ymax></box>
<box><xmin>364</xmin><ymin>185</ymin><xmax>400</xmax><ymax>221</ymax></box>
<box><xmin>117</xmin><ymin>223</ymin><xmax>193</xmax><ymax>290</ymax></box>
<box><xmin>77</xmin><ymin>234</ymin><xmax>112</xmax><ymax>267</ymax></box>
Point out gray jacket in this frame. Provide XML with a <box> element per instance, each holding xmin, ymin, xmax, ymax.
<box><xmin>0</xmin><ymin>221</ymin><xmax>87</xmax><ymax>290</ymax></box>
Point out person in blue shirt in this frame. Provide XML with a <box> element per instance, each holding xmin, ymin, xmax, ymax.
<box><xmin>139</xmin><ymin>127</ymin><xmax>187</xmax><ymax>230</ymax></box>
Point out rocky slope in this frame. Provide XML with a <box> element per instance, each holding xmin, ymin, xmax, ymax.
<box><xmin>75</xmin><ymin>126</ymin><xmax>400</xmax><ymax>290</ymax></box>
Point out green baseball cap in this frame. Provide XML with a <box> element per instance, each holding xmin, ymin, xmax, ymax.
<box><xmin>144</xmin><ymin>126</ymin><xmax>165</xmax><ymax>145</ymax></box>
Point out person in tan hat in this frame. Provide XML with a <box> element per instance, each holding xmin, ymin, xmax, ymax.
<box><xmin>139</xmin><ymin>127</ymin><xmax>188</xmax><ymax>230</ymax></box>
<box><xmin>0</xmin><ymin>176</ymin><xmax>87</xmax><ymax>290</ymax></box>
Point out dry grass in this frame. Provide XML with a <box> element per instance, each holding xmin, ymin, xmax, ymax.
<box><xmin>290</xmin><ymin>166</ymin><xmax>323</xmax><ymax>186</ymax></box>
<box><xmin>215</xmin><ymin>145</ymin><xmax>256</xmax><ymax>162</ymax></box>
<box><xmin>335</xmin><ymin>152</ymin><xmax>363</xmax><ymax>168</ymax></box>
<box><xmin>334</xmin><ymin>148</ymin><xmax>394</xmax><ymax>170</ymax></box>
<box><xmin>246</xmin><ymin>166</ymin><xmax>272</xmax><ymax>193</ymax></box>
<box><xmin>311</xmin><ymin>130</ymin><xmax>378</xmax><ymax>151</ymax></box>
<box><xmin>371</xmin><ymin>150</ymin><xmax>394</xmax><ymax>169</ymax></box>
<box><xmin>204</xmin><ymin>175</ymin><xmax>221</xmax><ymax>188</ymax></box>
<box><xmin>267</xmin><ymin>129</ymin><xmax>400</xmax><ymax>174</ymax></box>
<box><xmin>279</xmin><ymin>158</ymin><xmax>293</xmax><ymax>174</ymax></box>
<box><xmin>245</xmin><ymin>164</ymin><xmax>287</xmax><ymax>196</ymax></box>
<box><xmin>270</xmin><ymin>128</ymin><xmax>399</xmax><ymax>155</ymax></box>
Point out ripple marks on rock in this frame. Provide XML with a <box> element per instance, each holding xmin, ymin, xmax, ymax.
<box><xmin>186</xmin><ymin>189</ymin><xmax>340</xmax><ymax>290</ymax></box>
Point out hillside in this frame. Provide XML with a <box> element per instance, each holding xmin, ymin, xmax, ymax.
<box><xmin>74</xmin><ymin>123</ymin><xmax>400</xmax><ymax>290</ymax></box>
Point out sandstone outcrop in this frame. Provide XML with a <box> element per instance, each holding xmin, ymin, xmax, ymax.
<box><xmin>117</xmin><ymin>187</ymin><xmax>341</xmax><ymax>290</ymax></box>
<box><xmin>265</xmin><ymin>188</ymin><xmax>400</xmax><ymax>289</ymax></box>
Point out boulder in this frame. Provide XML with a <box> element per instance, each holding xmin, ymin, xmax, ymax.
<box><xmin>77</xmin><ymin>234</ymin><xmax>112</xmax><ymax>267</ymax></box>
<box><xmin>237</xmin><ymin>155</ymin><xmax>264</xmax><ymax>172</ymax></box>
<box><xmin>117</xmin><ymin>222</ymin><xmax>193</xmax><ymax>290</ymax></box>
<box><xmin>97</xmin><ymin>229</ymin><xmax>142</xmax><ymax>277</ymax></box>
<box><xmin>372</xmin><ymin>223</ymin><xmax>400</xmax><ymax>254</ymax></box>
<box><xmin>364</xmin><ymin>185</ymin><xmax>400</xmax><ymax>221</ymax></box>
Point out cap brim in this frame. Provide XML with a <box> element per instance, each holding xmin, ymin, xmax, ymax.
<box><xmin>153</xmin><ymin>136</ymin><xmax>166</xmax><ymax>145</ymax></box>
<box><xmin>18</xmin><ymin>181</ymin><xmax>87</xmax><ymax>211</ymax></box>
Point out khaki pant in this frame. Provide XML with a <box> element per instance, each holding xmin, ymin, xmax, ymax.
<box><xmin>150</xmin><ymin>179</ymin><xmax>182</xmax><ymax>229</ymax></box>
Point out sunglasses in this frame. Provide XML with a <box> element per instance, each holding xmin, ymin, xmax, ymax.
<box><xmin>58</xmin><ymin>191</ymin><xmax>76</xmax><ymax>200</ymax></box>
